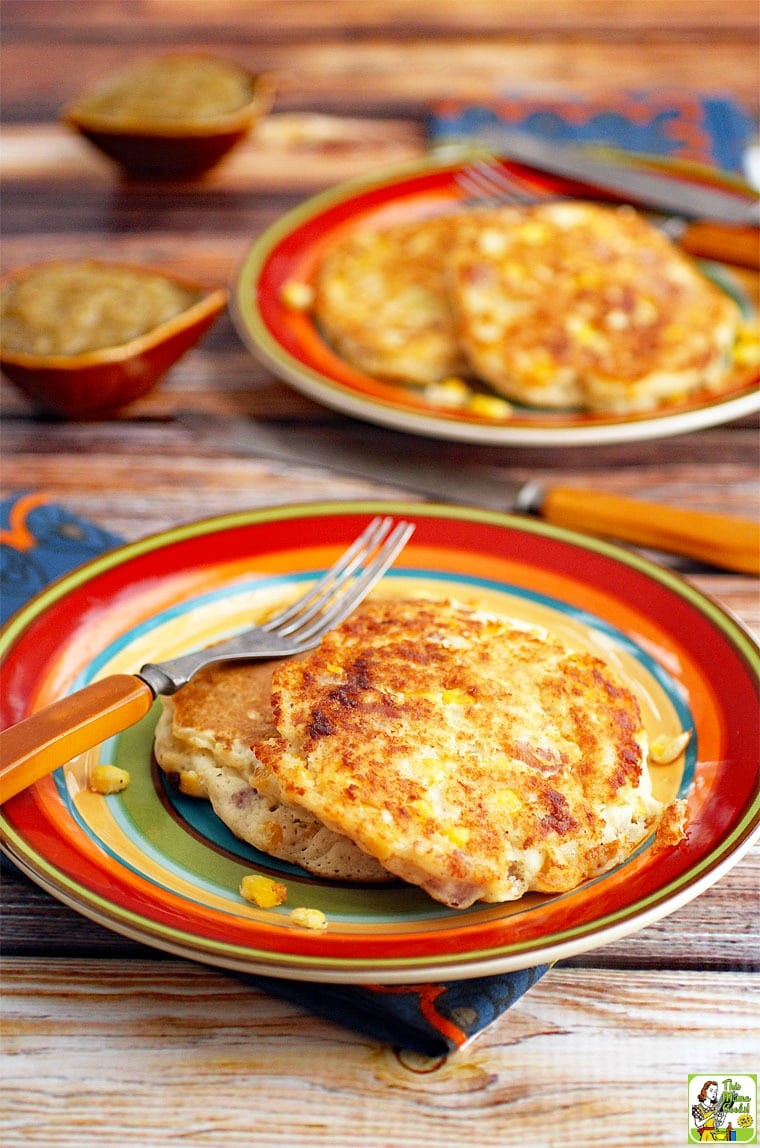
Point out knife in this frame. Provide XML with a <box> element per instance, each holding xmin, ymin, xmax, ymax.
<box><xmin>182</xmin><ymin>415</ymin><xmax>760</xmax><ymax>575</ymax></box>
<box><xmin>473</xmin><ymin>128</ymin><xmax>760</xmax><ymax>226</ymax></box>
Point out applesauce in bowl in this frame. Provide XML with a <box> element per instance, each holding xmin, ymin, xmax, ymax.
<box><xmin>62</xmin><ymin>53</ymin><xmax>274</xmax><ymax>178</ymax></box>
<box><xmin>0</xmin><ymin>260</ymin><xmax>227</xmax><ymax>417</ymax></box>
<box><xmin>1</xmin><ymin>262</ymin><xmax>199</xmax><ymax>356</ymax></box>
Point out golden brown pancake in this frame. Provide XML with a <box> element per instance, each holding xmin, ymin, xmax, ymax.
<box><xmin>448</xmin><ymin>201</ymin><xmax>741</xmax><ymax>412</ymax></box>
<box><xmin>153</xmin><ymin>660</ymin><xmax>390</xmax><ymax>882</ymax></box>
<box><xmin>313</xmin><ymin>213</ymin><xmax>469</xmax><ymax>384</ymax></box>
<box><xmin>254</xmin><ymin>597</ymin><xmax>680</xmax><ymax>909</ymax></box>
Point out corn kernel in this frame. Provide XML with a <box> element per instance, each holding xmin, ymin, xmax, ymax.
<box><xmin>279</xmin><ymin>279</ymin><xmax>315</xmax><ymax>310</ymax></box>
<box><xmin>733</xmin><ymin>325</ymin><xmax>760</xmax><ymax>367</ymax></box>
<box><xmin>527</xmin><ymin>361</ymin><xmax>556</xmax><ymax>384</ymax></box>
<box><xmin>411</xmin><ymin>797</ymin><xmax>435</xmax><ymax>820</ymax></box>
<box><xmin>446</xmin><ymin>825</ymin><xmax>470</xmax><ymax>847</ymax></box>
<box><xmin>649</xmin><ymin>731</ymin><xmax>691</xmax><ymax>765</ymax></box>
<box><xmin>442</xmin><ymin>688</ymin><xmax>471</xmax><ymax>706</ymax></box>
<box><xmin>178</xmin><ymin>769</ymin><xmax>206</xmax><ymax>797</ymax></box>
<box><xmin>408</xmin><ymin>689</ymin><xmax>440</xmax><ymax>702</ymax></box>
<box><xmin>633</xmin><ymin>298</ymin><xmax>658</xmax><ymax>325</ymax></box>
<box><xmin>566</xmin><ymin>316</ymin><xmax>606</xmax><ymax>350</ymax></box>
<box><xmin>734</xmin><ymin>342</ymin><xmax>760</xmax><ymax>367</ymax></box>
<box><xmin>736</xmin><ymin>321</ymin><xmax>760</xmax><ymax>343</ymax></box>
<box><xmin>496</xmin><ymin>787</ymin><xmax>522</xmax><ymax>813</ymax></box>
<box><xmin>90</xmin><ymin>764</ymin><xmax>130</xmax><ymax>794</ymax></box>
<box><xmin>504</xmin><ymin>261</ymin><xmax>527</xmax><ymax>283</ymax></box>
<box><xmin>240</xmin><ymin>873</ymin><xmax>288</xmax><ymax>909</ymax></box>
<box><xmin>479</xmin><ymin>228</ymin><xmax>510</xmax><ymax>255</ymax></box>
<box><xmin>289</xmin><ymin>906</ymin><xmax>327</xmax><ymax>931</ymax></box>
<box><xmin>605</xmin><ymin>308</ymin><xmax>630</xmax><ymax>331</ymax></box>
<box><xmin>467</xmin><ymin>393</ymin><xmax>513</xmax><ymax>419</ymax></box>
<box><xmin>518</xmin><ymin>222</ymin><xmax>548</xmax><ymax>244</ymax></box>
<box><xmin>423</xmin><ymin>377</ymin><xmax>471</xmax><ymax>408</ymax></box>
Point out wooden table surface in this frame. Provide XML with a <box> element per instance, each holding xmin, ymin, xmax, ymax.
<box><xmin>1</xmin><ymin>4</ymin><xmax>758</xmax><ymax>1146</ymax></box>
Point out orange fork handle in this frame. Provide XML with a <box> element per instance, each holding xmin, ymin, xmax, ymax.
<box><xmin>0</xmin><ymin>674</ymin><xmax>154</xmax><ymax>803</ymax></box>
<box><xmin>542</xmin><ymin>487</ymin><xmax>760</xmax><ymax>575</ymax></box>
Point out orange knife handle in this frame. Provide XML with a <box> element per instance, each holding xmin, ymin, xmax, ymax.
<box><xmin>679</xmin><ymin>221</ymin><xmax>759</xmax><ymax>269</ymax></box>
<box><xmin>0</xmin><ymin>674</ymin><xmax>154</xmax><ymax>803</ymax></box>
<box><xmin>541</xmin><ymin>487</ymin><xmax>760</xmax><ymax>575</ymax></box>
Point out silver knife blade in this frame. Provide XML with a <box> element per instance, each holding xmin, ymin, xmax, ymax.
<box><xmin>467</xmin><ymin>128</ymin><xmax>760</xmax><ymax>225</ymax></box>
<box><xmin>179</xmin><ymin>414</ymin><xmax>760</xmax><ymax>573</ymax></box>
<box><xmin>186</xmin><ymin>414</ymin><xmax>539</xmax><ymax>514</ymax></box>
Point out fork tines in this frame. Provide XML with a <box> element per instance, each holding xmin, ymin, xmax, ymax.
<box><xmin>262</xmin><ymin>516</ymin><xmax>415</xmax><ymax>643</ymax></box>
<box><xmin>455</xmin><ymin>159</ymin><xmax>548</xmax><ymax>208</ymax></box>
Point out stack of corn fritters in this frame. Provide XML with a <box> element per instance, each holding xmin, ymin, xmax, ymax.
<box><xmin>313</xmin><ymin>202</ymin><xmax>741</xmax><ymax>414</ymax></box>
<box><xmin>155</xmin><ymin>597</ymin><xmax>685</xmax><ymax>908</ymax></box>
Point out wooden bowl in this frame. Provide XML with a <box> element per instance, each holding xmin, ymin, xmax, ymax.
<box><xmin>0</xmin><ymin>260</ymin><xmax>227</xmax><ymax>418</ymax></box>
<box><xmin>62</xmin><ymin>53</ymin><xmax>274</xmax><ymax>179</ymax></box>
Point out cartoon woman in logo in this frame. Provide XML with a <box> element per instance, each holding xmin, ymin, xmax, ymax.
<box><xmin>691</xmin><ymin>1080</ymin><xmax>734</xmax><ymax>1142</ymax></box>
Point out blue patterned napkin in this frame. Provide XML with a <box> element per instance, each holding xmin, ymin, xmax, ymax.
<box><xmin>428</xmin><ymin>89</ymin><xmax>755</xmax><ymax>175</ymax></box>
<box><xmin>0</xmin><ymin>493</ymin><xmax>548</xmax><ymax>1055</ymax></box>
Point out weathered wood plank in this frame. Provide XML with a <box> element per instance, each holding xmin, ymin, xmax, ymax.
<box><xmin>1</xmin><ymin>959</ymin><xmax>757</xmax><ymax>1148</ymax></box>
<box><xmin>3</xmin><ymin>416</ymin><xmax>759</xmax><ymax>533</ymax></box>
<box><xmin>4</xmin><ymin>2</ymin><xmax>756</xmax><ymax>127</ymax></box>
<box><xmin>5</xmin><ymin>0</ymin><xmax>759</xmax><ymax>36</ymax></box>
<box><xmin>4</xmin><ymin>45</ymin><xmax>760</xmax><ymax>117</ymax></box>
<box><xmin>0</xmin><ymin>117</ymin><xmax>424</xmax><ymax>191</ymax></box>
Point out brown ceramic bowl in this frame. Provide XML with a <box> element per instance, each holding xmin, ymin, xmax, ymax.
<box><xmin>62</xmin><ymin>53</ymin><xmax>273</xmax><ymax>179</ymax></box>
<box><xmin>0</xmin><ymin>260</ymin><xmax>227</xmax><ymax>418</ymax></box>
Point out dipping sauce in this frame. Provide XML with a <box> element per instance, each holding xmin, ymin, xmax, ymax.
<box><xmin>0</xmin><ymin>262</ymin><xmax>199</xmax><ymax>356</ymax></box>
<box><xmin>72</xmin><ymin>55</ymin><xmax>256</xmax><ymax>124</ymax></box>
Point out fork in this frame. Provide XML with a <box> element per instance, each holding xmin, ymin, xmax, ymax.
<box><xmin>456</xmin><ymin>158</ymin><xmax>686</xmax><ymax>227</ymax></box>
<box><xmin>455</xmin><ymin>159</ymin><xmax>551</xmax><ymax>211</ymax></box>
<box><xmin>456</xmin><ymin>157</ymin><xmax>677</xmax><ymax>229</ymax></box>
<box><xmin>0</xmin><ymin>515</ymin><xmax>414</xmax><ymax>803</ymax></box>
